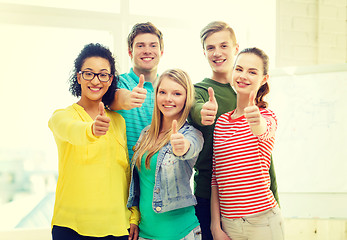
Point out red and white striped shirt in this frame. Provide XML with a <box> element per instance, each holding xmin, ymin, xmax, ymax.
<box><xmin>212</xmin><ymin>108</ymin><xmax>278</xmax><ymax>219</ymax></box>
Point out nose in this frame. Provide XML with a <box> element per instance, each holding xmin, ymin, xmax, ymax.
<box><xmin>143</xmin><ymin>45</ymin><xmax>151</xmax><ymax>54</ymax></box>
<box><xmin>240</xmin><ymin>71</ymin><xmax>247</xmax><ymax>79</ymax></box>
<box><xmin>165</xmin><ymin>94</ymin><xmax>173</xmax><ymax>102</ymax></box>
<box><xmin>213</xmin><ymin>48</ymin><xmax>222</xmax><ymax>57</ymax></box>
<box><xmin>91</xmin><ymin>75</ymin><xmax>101</xmax><ymax>85</ymax></box>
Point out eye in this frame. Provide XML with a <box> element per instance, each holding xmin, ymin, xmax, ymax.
<box><xmin>158</xmin><ymin>90</ymin><xmax>165</xmax><ymax>94</ymax></box>
<box><xmin>235</xmin><ymin>68</ymin><xmax>242</xmax><ymax>72</ymax></box>
<box><xmin>174</xmin><ymin>92</ymin><xmax>182</xmax><ymax>96</ymax></box>
<box><xmin>84</xmin><ymin>72</ymin><xmax>94</xmax><ymax>76</ymax></box>
<box><xmin>222</xmin><ymin>44</ymin><xmax>228</xmax><ymax>48</ymax></box>
<box><xmin>151</xmin><ymin>44</ymin><xmax>158</xmax><ymax>48</ymax></box>
<box><xmin>250</xmin><ymin>71</ymin><xmax>257</xmax><ymax>75</ymax></box>
<box><xmin>99</xmin><ymin>73</ymin><xmax>108</xmax><ymax>77</ymax></box>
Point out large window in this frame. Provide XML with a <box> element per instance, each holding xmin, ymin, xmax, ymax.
<box><xmin>0</xmin><ymin>0</ymin><xmax>277</xmax><ymax>231</ymax></box>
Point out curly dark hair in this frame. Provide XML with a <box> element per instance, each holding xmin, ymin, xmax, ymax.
<box><xmin>68</xmin><ymin>43</ymin><xmax>118</xmax><ymax>107</ymax></box>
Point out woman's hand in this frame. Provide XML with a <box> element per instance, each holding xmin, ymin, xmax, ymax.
<box><xmin>128</xmin><ymin>223</ymin><xmax>139</xmax><ymax>240</ymax></box>
<box><xmin>244</xmin><ymin>91</ymin><xmax>266</xmax><ymax>135</ymax></box>
<box><xmin>170</xmin><ymin>120</ymin><xmax>190</xmax><ymax>156</ymax></box>
<box><xmin>92</xmin><ymin>102</ymin><xmax>111</xmax><ymax>136</ymax></box>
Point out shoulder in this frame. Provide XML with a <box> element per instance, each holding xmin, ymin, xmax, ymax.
<box><xmin>118</xmin><ymin>71</ymin><xmax>138</xmax><ymax>89</ymax></box>
<box><xmin>194</xmin><ymin>78</ymin><xmax>211</xmax><ymax>91</ymax></box>
<box><xmin>106</xmin><ymin>109</ymin><xmax>124</xmax><ymax>121</ymax></box>
<box><xmin>181</xmin><ymin>122</ymin><xmax>203</xmax><ymax>137</ymax></box>
<box><xmin>260</xmin><ymin>108</ymin><xmax>277</xmax><ymax>118</ymax></box>
<box><xmin>51</xmin><ymin>104</ymin><xmax>77</xmax><ymax>117</ymax></box>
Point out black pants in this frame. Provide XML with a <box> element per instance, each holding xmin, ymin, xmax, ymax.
<box><xmin>52</xmin><ymin>225</ymin><xmax>128</xmax><ymax>240</ymax></box>
<box><xmin>195</xmin><ymin>196</ymin><xmax>213</xmax><ymax>240</ymax></box>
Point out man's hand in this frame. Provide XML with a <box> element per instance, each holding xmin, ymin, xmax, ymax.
<box><xmin>201</xmin><ymin>87</ymin><xmax>218</xmax><ymax>125</ymax></box>
<box><xmin>128</xmin><ymin>74</ymin><xmax>147</xmax><ymax>109</ymax></box>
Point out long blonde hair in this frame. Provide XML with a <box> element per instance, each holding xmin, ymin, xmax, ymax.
<box><xmin>134</xmin><ymin>69</ymin><xmax>195</xmax><ymax>169</ymax></box>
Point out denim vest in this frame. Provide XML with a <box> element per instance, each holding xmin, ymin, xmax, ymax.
<box><xmin>126</xmin><ymin>122</ymin><xmax>204</xmax><ymax>213</ymax></box>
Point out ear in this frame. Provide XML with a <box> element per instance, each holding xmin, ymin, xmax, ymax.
<box><xmin>261</xmin><ymin>74</ymin><xmax>269</xmax><ymax>86</ymax></box>
<box><xmin>77</xmin><ymin>72</ymin><xmax>82</xmax><ymax>84</ymax></box>
<box><xmin>108</xmin><ymin>75</ymin><xmax>114</xmax><ymax>86</ymax></box>
<box><xmin>128</xmin><ymin>48</ymin><xmax>133</xmax><ymax>58</ymax></box>
<box><xmin>233</xmin><ymin>43</ymin><xmax>240</xmax><ymax>56</ymax></box>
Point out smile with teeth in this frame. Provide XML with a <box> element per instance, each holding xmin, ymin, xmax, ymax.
<box><xmin>163</xmin><ymin>105</ymin><xmax>175</xmax><ymax>108</ymax></box>
<box><xmin>89</xmin><ymin>87</ymin><xmax>102</xmax><ymax>92</ymax></box>
<box><xmin>236</xmin><ymin>81</ymin><xmax>250</xmax><ymax>87</ymax></box>
<box><xmin>142</xmin><ymin>57</ymin><xmax>153</xmax><ymax>61</ymax></box>
<box><xmin>214</xmin><ymin>59</ymin><xmax>225</xmax><ymax>63</ymax></box>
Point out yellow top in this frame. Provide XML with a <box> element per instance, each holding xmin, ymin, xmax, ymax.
<box><xmin>48</xmin><ymin>103</ymin><xmax>139</xmax><ymax>237</ymax></box>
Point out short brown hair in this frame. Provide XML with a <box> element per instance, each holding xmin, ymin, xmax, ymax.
<box><xmin>200</xmin><ymin>21</ymin><xmax>237</xmax><ymax>49</ymax></box>
<box><xmin>127</xmin><ymin>22</ymin><xmax>164</xmax><ymax>52</ymax></box>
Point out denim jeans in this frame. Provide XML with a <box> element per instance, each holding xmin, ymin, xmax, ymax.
<box><xmin>138</xmin><ymin>225</ymin><xmax>202</xmax><ymax>240</ymax></box>
<box><xmin>221</xmin><ymin>206</ymin><xmax>284</xmax><ymax>240</ymax></box>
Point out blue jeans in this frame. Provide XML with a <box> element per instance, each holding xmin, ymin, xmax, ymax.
<box><xmin>52</xmin><ymin>225</ymin><xmax>128</xmax><ymax>240</ymax></box>
<box><xmin>194</xmin><ymin>196</ymin><xmax>213</xmax><ymax>240</ymax></box>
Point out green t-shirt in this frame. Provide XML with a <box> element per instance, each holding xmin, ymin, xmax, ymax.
<box><xmin>137</xmin><ymin>152</ymin><xmax>199</xmax><ymax>240</ymax></box>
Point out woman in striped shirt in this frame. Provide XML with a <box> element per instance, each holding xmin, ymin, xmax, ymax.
<box><xmin>211</xmin><ymin>47</ymin><xmax>284</xmax><ymax>240</ymax></box>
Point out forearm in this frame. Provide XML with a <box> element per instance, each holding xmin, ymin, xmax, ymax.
<box><xmin>210</xmin><ymin>185</ymin><xmax>222</xmax><ymax>231</ymax></box>
<box><xmin>250</xmin><ymin>115</ymin><xmax>267</xmax><ymax>136</ymax></box>
<box><xmin>189</xmin><ymin>102</ymin><xmax>204</xmax><ymax>126</ymax></box>
<box><xmin>109</xmin><ymin>88</ymin><xmax>131</xmax><ymax>111</ymax></box>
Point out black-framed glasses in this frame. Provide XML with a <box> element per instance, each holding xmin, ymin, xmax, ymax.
<box><xmin>78</xmin><ymin>71</ymin><xmax>112</xmax><ymax>82</ymax></box>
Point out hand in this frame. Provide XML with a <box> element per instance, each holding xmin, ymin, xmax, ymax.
<box><xmin>92</xmin><ymin>102</ymin><xmax>111</xmax><ymax>136</ymax></box>
<box><xmin>201</xmin><ymin>87</ymin><xmax>218</xmax><ymax>125</ymax></box>
<box><xmin>129</xmin><ymin>74</ymin><xmax>147</xmax><ymax>109</ymax></box>
<box><xmin>170</xmin><ymin>120</ymin><xmax>190</xmax><ymax>156</ymax></box>
<box><xmin>211</xmin><ymin>227</ymin><xmax>232</xmax><ymax>240</ymax></box>
<box><xmin>128</xmin><ymin>223</ymin><xmax>139</xmax><ymax>240</ymax></box>
<box><xmin>244</xmin><ymin>91</ymin><xmax>262</xmax><ymax>126</ymax></box>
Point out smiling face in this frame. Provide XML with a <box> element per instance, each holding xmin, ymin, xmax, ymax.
<box><xmin>129</xmin><ymin>33</ymin><xmax>163</xmax><ymax>75</ymax></box>
<box><xmin>232</xmin><ymin>53</ymin><xmax>268</xmax><ymax>96</ymax></box>
<box><xmin>204</xmin><ymin>30</ymin><xmax>238</xmax><ymax>77</ymax></box>
<box><xmin>77</xmin><ymin>56</ymin><xmax>113</xmax><ymax>105</ymax></box>
<box><xmin>156</xmin><ymin>77</ymin><xmax>187</xmax><ymax>122</ymax></box>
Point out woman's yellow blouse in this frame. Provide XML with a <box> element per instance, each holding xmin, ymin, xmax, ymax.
<box><xmin>48</xmin><ymin>103</ymin><xmax>139</xmax><ymax>237</ymax></box>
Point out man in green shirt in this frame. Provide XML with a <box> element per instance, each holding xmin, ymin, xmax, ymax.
<box><xmin>188</xmin><ymin>21</ymin><xmax>280</xmax><ymax>240</ymax></box>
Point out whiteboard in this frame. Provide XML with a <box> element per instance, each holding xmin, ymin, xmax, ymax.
<box><xmin>268</xmin><ymin>66</ymin><xmax>347</xmax><ymax>193</ymax></box>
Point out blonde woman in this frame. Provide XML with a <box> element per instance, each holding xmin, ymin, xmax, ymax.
<box><xmin>127</xmin><ymin>69</ymin><xmax>204</xmax><ymax>240</ymax></box>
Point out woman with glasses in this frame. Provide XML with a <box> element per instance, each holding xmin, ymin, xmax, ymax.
<box><xmin>48</xmin><ymin>43</ymin><xmax>139</xmax><ymax>240</ymax></box>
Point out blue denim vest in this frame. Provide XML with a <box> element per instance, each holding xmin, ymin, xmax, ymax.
<box><xmin>127</xmin><ymin>122</ymin><xmax>203</xmax><ymax>213</ymax></box>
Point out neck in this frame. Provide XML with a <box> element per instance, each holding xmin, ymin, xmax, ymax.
<box><xmin>133</xmin><ymin>67</ymin><xmax>157</xmax><ymax>83</ymax></box>
<box><xmin>211</xmin><ymin>71</ymin><xmax>232</xmax><ymax>84</ymax></box>
<box><xmin>77</xmin><ymin>98</ymin><xmax>101</xmax><ymax>119</ymax></box>
<box><xmin>160</xmin><ymin>117</ymin><xmax>173</xmax><ymax>133</ymax></box>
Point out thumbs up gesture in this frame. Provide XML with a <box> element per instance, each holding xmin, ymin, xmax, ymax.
<box><xmin>244</xmin><ymin>91</ymin><xmax>267</xmax><ymax>135</ymax></box>
<box><xmin>92</xmin><ymin>102</ymin><xmax>111</xmax><ymax>136</ymax></box>
<box><xmin>129</xmin><ymin>74</ymin><xmax>147</xmax><ymax>108</ymax></box>
<box><xmin>170</xmin><ymin>120</ymin><xmax>190</xmax><ymax>156</ymax></box>
<box><xmin>201</xmin><ymin>87</ymin><xmax>218</xmax><ymax>125</ymax></box>
<box><xmin>244</xmin><ymin>91</ymin><xmax>261</xmax><ymax>126</ymax></box>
